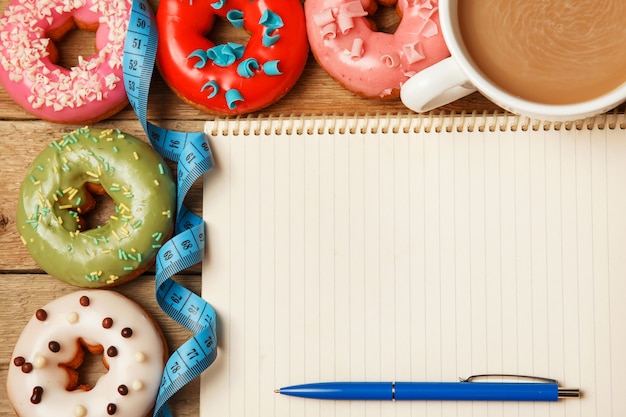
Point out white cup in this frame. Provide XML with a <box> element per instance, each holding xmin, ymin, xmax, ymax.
<box><xmin>400</xmin><ymin>0</ymin><xmax>626</xmax><ymax>121</ymax></box>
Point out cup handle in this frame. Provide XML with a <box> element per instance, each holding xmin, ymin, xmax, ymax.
<box><xmin>400</xmin><ymin>57</ymin><xmax>477</xmax><ymax>113</ymax></box>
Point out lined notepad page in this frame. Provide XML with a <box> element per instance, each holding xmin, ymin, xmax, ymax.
<box><xmin>201</xmin><ymin>114</ymin><xmax>626</xmax><ymax>417</ymax></box>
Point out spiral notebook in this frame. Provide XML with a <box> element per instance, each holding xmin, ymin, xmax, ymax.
<box><xmin>200</xmin><ymin>113</ymin><xmax>626</xmax><ymax>417</ymax></box>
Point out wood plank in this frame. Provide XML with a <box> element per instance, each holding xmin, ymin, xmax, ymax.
<box><xmin>0</xmin><ymin>0</ymin><xmax>505</xmax><ymax>122</ymax></box>
<box><xmin>0</xmin><ymin>274</ymin><xmax>202</xmax><ymax>417</ymax></box>
<box><xmin>0</xmin><ymin>120</ymin><xmax>203</xmax><ymax>273</ymax></box>
<box><xmin>0</xmin><ymin>51</ymin><xmax>505</xmax><ymax>121</ymax></box>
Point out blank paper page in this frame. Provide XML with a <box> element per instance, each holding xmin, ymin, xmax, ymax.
<box><xmin>201</xmin><ymin>114</ymin><xmax>626</xmax><ymax>417</ymax></box>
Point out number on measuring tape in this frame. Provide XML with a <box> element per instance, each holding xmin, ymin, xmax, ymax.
<box><xmin>123</xmin><ymin>0</ymin><xmax>218</xmax><ymax>416</ymax></box>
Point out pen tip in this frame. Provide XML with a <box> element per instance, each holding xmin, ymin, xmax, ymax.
<box><xmin>274</xmin><ymin>389</ymin><xmax>280</xmax><ymax>394</ymax></box>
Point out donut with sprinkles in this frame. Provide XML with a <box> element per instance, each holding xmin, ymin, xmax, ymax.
<box><xmin>7</xmin><ymin>290</ymin><xmax>167</xmax><ymax>417</ymax></box>
<box><xmin>156</xmin><ymin>0</ymin><xmax>308</xmax><ymax>115</ymax></box>
<box><xmin>16</xmin><ymin>127</ymin><xmax>176</xmax><ymax>288</ymax></box>
<box><xmin>0</xmin><ymin>0</ymin><xmax>131</xmax><ymax>123</ymax></box>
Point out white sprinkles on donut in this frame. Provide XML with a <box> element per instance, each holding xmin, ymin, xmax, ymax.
<box><xmin>7</xmin><ymin>290</ymin><xmax>166</xmax><ymax>417</ymax></box>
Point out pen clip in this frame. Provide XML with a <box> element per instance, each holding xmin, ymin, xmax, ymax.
<box><xmin>461</xmin><ymin>374</ymin><xmax>581</xmax><ymax>398</ymax></box>
<box><xmin>460</xmin><ymin>374</ymin><xmax>558</xmax><ymax>384</ymax></box>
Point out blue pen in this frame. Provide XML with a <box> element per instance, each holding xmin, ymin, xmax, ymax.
<box><xmin>276</xmin><ymin>375</ymin><xmax>580</xmax><ymax>402</ymax></box>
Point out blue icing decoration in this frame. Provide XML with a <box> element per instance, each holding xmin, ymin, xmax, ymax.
<box><xmin>188</xmin><ymin>49</ymin><xmax>208</xmax><ymax>69</ymax></box>
<box><xmin>263</xmin><ymin>60</ymin><xmax>282</xmax><ymax>76</ymax></box>
<box><xmin>227</xmin><ymin>9</ymin><xmax>244</xmax><ymax>28</ymax></box>
<box><xmin>259</xmin><ymin>9</ymin><xmax>283</xmax><ymax>30</ymax></box>
<box><xmin>262</xmin><ymin>30</ymin><xmax>280</xmax><ymax>47</ymax></box>
<box><xmin>225</xmin><ymin>89</ymin><xmax>243</xmax><ymax>109</ymax></box>
<box><xmin>206</xmin><ymin>42</ymin><xmax>245</xmax><ymax>67</ymax></box>
<box><xmin>210</xmin><ymin>0</ymin><xmax>226</xmax><ymax>9</ymax></box>
<box><xmin>237</xmin><ymin>58</ymin><xmax>259</xmax><ymax>78</ymax></box>
<box><xmin>201</xmin><ymin>80</ymin><xmax>219</xmax><ymax>98</ymax></box>
<box><xmin>259</xmin><ymin>9</ymin><xmax>283</xmax><ymax>47</ymax></box>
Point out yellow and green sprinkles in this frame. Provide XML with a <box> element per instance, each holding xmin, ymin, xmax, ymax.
<box><xmin>16</xmin><ymin>127</ymin><xmax>176</xmax><ymax>288</ymax></box>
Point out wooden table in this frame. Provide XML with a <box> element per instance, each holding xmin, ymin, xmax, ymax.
<box><xmin>1</xmin><ymin>2</ymin><xmax>620</xmax><ymax>416</ymax></box>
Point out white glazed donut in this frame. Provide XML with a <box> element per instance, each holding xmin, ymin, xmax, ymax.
<box><xmin>7</xmin><ymin>290</ymin><xmax>166</xmax><ymax>417</ymax></box>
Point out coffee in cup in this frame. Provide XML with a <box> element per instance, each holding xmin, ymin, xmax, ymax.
<box><xmin>458</xmin><ymin>0</ymin><xmax>626</xmax><ymax>105</ymax></box>
<box><xmin>400</xmin><ymin>0</ymin><xmax>626</xmax><ymax>121</ymax></box>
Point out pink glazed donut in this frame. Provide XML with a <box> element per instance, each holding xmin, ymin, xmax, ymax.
<box><xmin>305</xmin><ymin>0</ymin><xmax>450</xmax><ymax>99</ymax></box>
<box><xmin>0</xmin><ymin>0</ymin><xmax>131</xmax><ymax>124</ymax></box>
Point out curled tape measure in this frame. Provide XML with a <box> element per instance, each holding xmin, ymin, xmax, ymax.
<box><xmin>122</xmin><ymin>1</ymin><xmax>218</xmax><ymax>416</ymax></box>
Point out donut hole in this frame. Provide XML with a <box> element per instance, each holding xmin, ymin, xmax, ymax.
<box><xmin>57</xmin><ymin>184</ymin><xmax>118</xmax><ymax>234</ymax></box>
<box><xmin>82</xmin><ymin>191</ymin><xmax>118</xmax><ymax>231</ymax></box>
<box><xmin>74</xmin><ymin>347</ymin><xmax>109</xmax><ymax>390</ymax></box>
<box><xmin>206</xmin><ymin>15</ymin><xmax>252</xmax><ymax>49</ymax></box>
<box><xmin>47</xmin><ymin>19</ymin><xmax>98</xmax><ymax>71</ymax></box>
<box><xmin>370</xmin><ymin>4</ymin><xmax>401</xmax><ymax>34</ymax></box>
<box><xmin>60</xmin><ymin>339</ymin><xmax>108</xmax><ymax>392</ymax></box>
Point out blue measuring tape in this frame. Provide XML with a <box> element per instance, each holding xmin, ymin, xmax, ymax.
<box><xmin>122</xmin><ymin>1</ymin><xmax>218</xmax><ymax>416</ymax></box>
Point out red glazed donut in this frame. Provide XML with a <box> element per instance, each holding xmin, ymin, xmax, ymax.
<box><xmin>156</xmin><ymin>0</ymin><xmax>308</xmax><ymax>115</ymax></box>
<box><xmin>305</xmin><ymin>0</ymin><xmax>450</xmax><ymax>99</ymax></box>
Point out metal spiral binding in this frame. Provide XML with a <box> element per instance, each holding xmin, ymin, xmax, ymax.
<box><xmin>205</xmin><ymin>110</ymin><xmax>626</xmax><ymax>137</ymax></box>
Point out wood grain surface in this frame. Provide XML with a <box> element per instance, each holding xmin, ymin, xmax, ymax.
<box><xmin>0</xmin><ymin>1</ymin><xmax>622</xmax><ymax>416</ymax></box>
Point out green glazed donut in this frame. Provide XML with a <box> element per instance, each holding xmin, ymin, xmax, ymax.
<box><xmin>17</xmin><ymin>127</ymin><xmax>176</xmax><ymax>288</ymax></box>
